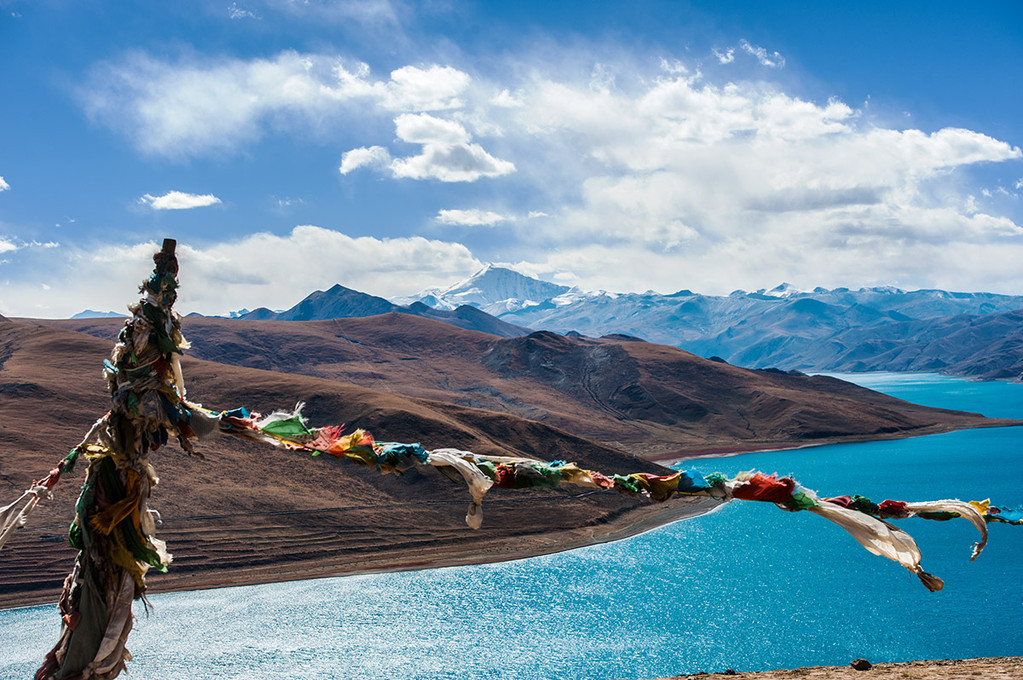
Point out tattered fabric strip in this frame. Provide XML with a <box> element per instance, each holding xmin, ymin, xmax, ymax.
<box><xmin>166</xmin><ymin>400</ymin><xmax>1017</xmax><ymax>593</ymax></box>
<box><xmin>0</xmin><ymin>240</ymin><xmax>1021</xmax><ymax>680</ymax></box>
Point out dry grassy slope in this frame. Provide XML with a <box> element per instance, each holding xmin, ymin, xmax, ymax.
<box><xmin>0</xmin><ymin>319</ymin><xmax>709</xmax><ymax>607</ymax></box>
<box><xmin>37</xmin><ymin>314</ymin><xmax>1016</xmax><ymax>457</ymax></box>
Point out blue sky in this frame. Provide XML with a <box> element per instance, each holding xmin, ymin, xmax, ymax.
<box><xmin>1</xmin><ymin>0</ymin><xmax>1021</xmax><ymax>317</ymax></box>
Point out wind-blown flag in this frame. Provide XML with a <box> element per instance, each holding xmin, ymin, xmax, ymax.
<box><xmin>0</xmin><ymin>240</ymin><xmax>1018</xmax><ymax>680</ymax></box>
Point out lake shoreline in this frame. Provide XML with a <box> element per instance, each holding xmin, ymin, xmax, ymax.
<box><xmin>0</xmin><ymin>495</ymin><xmax>725</xmax><ymax>610</ymax></box>
<box><xmin>5</xmin><ymin>419</ymin><xmax>1020</xmax><ymax>612</ymax></box>
<box><xmin>652</xmin><ymin>656</ymin><xmax>1023</xmax><ymax>679</ymax></box>
<box><xmin>647</xmin><ymin>418</ymin><xmax>1023</xmax><ymax>466</ymax></box>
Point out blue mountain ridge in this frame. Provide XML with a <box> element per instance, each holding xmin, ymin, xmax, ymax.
<box><xmin>401</xmin><ymin>268</ymin><xmax>1023</xmax><ymax>380</ymax></box>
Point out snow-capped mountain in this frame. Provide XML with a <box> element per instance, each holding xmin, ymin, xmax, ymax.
<box><xmin>233</xmin><ymin>283</ymin><xmax>529</xmax><ymax>337</ymax></box>
<box><xmin>755</xmin><ymin>282</ymin><xmax>808</xmax><ymax>298</ymax></box>
<box><xmin>393</xmin><ymin>264</ymin><xmax>572</xmax><ymax>316</ymax></box>
<box><xmin>396</xmin><ymin>267</ymin><xmax>1023</xmax><ymax>378</ymax></box>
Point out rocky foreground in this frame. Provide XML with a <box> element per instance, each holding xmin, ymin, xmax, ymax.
<box><xmin>649</xmin><ymin>657</ymin><xmax>1023</xmax><ymax>679</ymax></box>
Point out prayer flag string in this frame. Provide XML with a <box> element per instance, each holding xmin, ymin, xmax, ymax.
<box><xmin>0</xmin><ymin>240</ymin><xmax>1019</xmax><ymax>680</ymax></box>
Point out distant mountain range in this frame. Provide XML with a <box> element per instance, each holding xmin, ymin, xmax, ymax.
<box><xmin>396</xmin><ymin>267</ymin><xmax>1023</xmax><ymax>380</ymax></box>
<box><xmin>237</xmin><ymin>283</ymin><xmax>529</xmax><ymax>338</ymax></box>
<box><xmin>70</xmin><ymin>309</ymin><xmax>126</xmax><ymax>319</ymax></box>
<box><xmin>80</xmin><ymin>265</ymin><xmax>1022</xmax><ymax>380</ymax></box>
<box><xmin>391</xmin><ymin>263</ymin><xmax>572</xmax><ymax>316</ymax></box>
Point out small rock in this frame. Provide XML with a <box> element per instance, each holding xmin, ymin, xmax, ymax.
<box><xmin>724</xmin><ymin>671</ymin><xmax>736</xmax><ymax>676</ymax></box>
<box><xmin>851</xmin><ymin>658</ymin><xmax>873</xmax><ymax>671</ymax></box>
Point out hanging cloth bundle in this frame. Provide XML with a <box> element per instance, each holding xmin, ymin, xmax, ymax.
<box><xmin>0</xmin><ymin>240</ymin><xmax>1019</xmax><ymax>680</ymax></box>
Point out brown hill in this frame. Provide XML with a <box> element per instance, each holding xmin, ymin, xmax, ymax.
<box><xmin>0</xmin><ymin>319</ymin><xmax>715</xmax><ymax>608</ymax></box>
<box><xmin>9</xmin><ymin>314</ymin><xmax>1016</xmax><ymax>608</ymax></box>
<box><xmin>37</xmin><ymin>313</ymin><xmax>1019</xmax><ymax>459</ymax></box>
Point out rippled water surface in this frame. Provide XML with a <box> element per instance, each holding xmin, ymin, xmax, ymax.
<box><xmin>4</xmin><ymin>373</ymin><xmax>1022</xmax><ymax>679</ymax></box>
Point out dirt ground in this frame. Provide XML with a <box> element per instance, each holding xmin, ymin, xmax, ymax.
<box><xmin>648</xmin><ymin>657</ymin><xmax>1023</xmax><ymax>680</ymax></box>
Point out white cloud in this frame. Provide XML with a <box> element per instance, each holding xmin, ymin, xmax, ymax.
<box><xmin>491</xmin><ymin>89</ymin><xmax>524</xmax><ymax>108</ymax></box>
<box><xmin>390</xmin><ymin>141</ymin><xmax>515</xmax><ymax>182</ymax></box>
<box><xmin>176</xmin><ymin>226</ymin><xmax>482</xmax><ymax>312</ymax></box>
<box><xmin>436</xmin><ymin>209</ymin><xmax>512</xmax><ymax>226</ymax></box>
<box><xmin>139</xmin><ymin>191</ymin><xmax>222</xmax><ymax>210</ymax></box>
<box><xmin>390</xmin><ymin>113</ymin><xmax>514</xmax><ymax>181</ymax></box>
<box><xmin>82</xmin><ymin>52</ymin><xmax>473</xmax><ymax>157</ymax></box>
<box><xmin>712</xmin><ymin>47</ymin><xmax>735</xmax><ymax>64</ymax></box>
<box><xmin>275</xmin><ymin>196</ymin><xmax>305</xmax><ymax>208</ymax></box>
<box><xmin>73</xmin><ymin>49</ymin><xmax>1023</xmax><ymax>297</ymax></box>
<box><xmin>0</xmin><ymin>176</ymin><xmax>9</xmax><ymax>191</ymax></box>
<box><xmin>0</xmin><ymin>227</ymin><xmax>483</xmax><ymax>318</ymax></box>
<box><xmin>0</xmin><ymin>238</ymin><xmax>58</xmax><ymax>257</ymax></box>
<box><xmin>739</xmin><ymin>39</ymin><xmax>786</xmax><ymax>68</ymax></box>
<box><xmin>339</xmin><ymin>145</ymin><xmax>392</xmax><ymax>174</ymax></box>
<box><xmin>228</xmin><ymin>3</ymin><xmax>258</xmax><ymax>19</ymax></box>
<box><xmin>384</xmin><ymin>65</ymin><xmax>471</xmax><ymax>111</ymax></box>
<box><xmin>343</xmin><ymin>113</ymin><xmax>515</xmax><ymax>182</ymax></box>
<box><xmin>458</xmin><ymin>61</ymin><xmax>1022</xmax><ymax>294</ymax></box>
<box><xmin>395</xmin><ymin>113</ymin><xmax>470</xmax><ymax>145</ymax></box>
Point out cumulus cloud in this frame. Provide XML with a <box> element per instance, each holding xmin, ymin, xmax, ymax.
<box><xmin>139</xmin><ymin>191</ymin><xmax>222</xmax><ymax>210</ymax></box>
<box><xmin>0</xmin><ymin>176</ymin><xmax>9</xmax><ymax>191</ymax></box>
<box><xmin>389</xmin><ymin>139</ymin><xmax>515</xmax><ymax>182</ymax></box>
<box><xmin>436</xmin><ymin>209</ymin><xmax>512</xmax><ymax>226</ymax></box>
<box><xmin>385</xmin><ymin>66</ymin><xmax>471</xmax><ymax>111</ymax></box>
<box><xmin>0</xmin><ymin>226</ymin><xmax>484</xmax><ymax>318</ymax></box>
<box><xmin>82</xmin><ymin>52</ymin><xmax>473</xmax><ymax>157</ymax></box>
<box><xmin>339</xmin><ymin>145</ymin><xmax>392</xmax><ymax>174</ymax></box>
<box><xmin>739</xmin><ymin>39</ymin><xmax>786</xmax><ymax>68</ymax></box>
<box><xmin>342</xmin><ymin>113</ymin><xmax>515</xmax><ymax>182</ymax></box>
<box><xmin>395</xmin><ymin>112</ymin><xmax>470</xmax><ymax>145</ymax></box>
<box><xmin>466</xmin><ymin>60</ymin><xmax>1022</xmax><ymax>294</ymax></box>
<box><xmin>74</xmin><ymin>49</ymin><xmax>1023</xmax><ymax>296</ymax></box>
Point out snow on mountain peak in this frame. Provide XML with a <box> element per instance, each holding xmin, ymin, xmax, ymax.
<box><xmin>398</xmin><ymin>264</ymin><xmax>571</xmax><ymax>314</ymax></box>
<box><xmin>759</xmin><ymin>283</ymin><xmax>806</xmax><ymax>297</ymax></box>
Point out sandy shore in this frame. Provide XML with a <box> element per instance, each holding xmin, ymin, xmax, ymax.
<box><xmin>646</xmin><ymin>657</ymin><xmax>1023</xmax><ymax>679</ymax></box>
<box><xmin>0</xmin><ymin>493</ymin><xmax>724</xmax><ymax>610</ymax></box>
<box><xmin>6</xmin><ymin>422</ymin><xmax>1019</xmax><ymax>611</ymax></box>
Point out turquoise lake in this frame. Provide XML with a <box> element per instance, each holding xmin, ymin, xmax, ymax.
<box><xmin>3</xmin><ymin>373</ymin><xmax>1022</xmax><ymax>679</ymax></box>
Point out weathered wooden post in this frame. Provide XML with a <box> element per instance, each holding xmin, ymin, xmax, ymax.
<box><xmin>0</xmin><ymin>239</ymin><xmax>1014</xmax><ymax>680</ymax></box>
<box><xmin>35</xmin><ymin>238</ymin><xmax>190</xmax><ymax>680</ymax></box>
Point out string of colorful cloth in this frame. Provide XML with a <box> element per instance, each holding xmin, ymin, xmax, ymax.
<box><xmin>192</xmin><ymin>399</ymin><xmax>1023</xmax><ymax>593</ymax></box>
<box><xmin>0</xmin><ymin>239</ymin><xmax>1020</xmax><ymax>680</ymax></box>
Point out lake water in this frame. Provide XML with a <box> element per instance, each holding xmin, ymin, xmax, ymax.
<box><xmin>3</xmin><ymin>373</ymin><xmax>1022</xmax><ymax>679</ymax></box>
